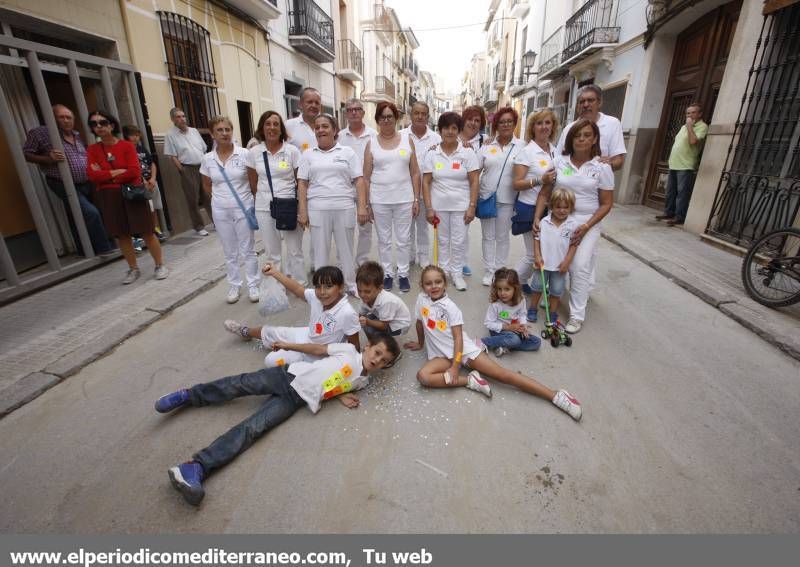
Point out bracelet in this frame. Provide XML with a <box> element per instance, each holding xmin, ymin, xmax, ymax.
<box><xmin>454</xmin><ymin>352</ymin><xmax>462</xmax><ymax>363</ymax></box>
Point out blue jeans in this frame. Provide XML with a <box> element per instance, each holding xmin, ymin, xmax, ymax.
<box><xmin>188</xmin><ymin>366</ymin><xmax>306</xmax><ymax>475</ymax></box>
<box><xmin>363</xmin><ymin>312</ymin><xmax>403</xmax><ymax>338</ymax></box>
<box><xmin>46</xmin><ymin>178</ymin><xmax>113</xmax><ymax>255</ymax></box>
<box><xmin>663</xmin><ymin>169</ymin><xmax>696</xmax><ymax>222</ymax></box>
<box><xmin>481</xmin><ymin>330</ymin><xmax>541</xmax><ymax>351</ymax></box>
<box><xmin>530</xmin><ymin>269</ymin><xmax>566</xmax><ymax>297</ymax></box>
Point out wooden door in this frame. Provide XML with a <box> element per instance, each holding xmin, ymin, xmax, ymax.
<box><xmin>643</xmin><ymin>1</ymin><xmax>741</xmax><ymax>208</ymax></box>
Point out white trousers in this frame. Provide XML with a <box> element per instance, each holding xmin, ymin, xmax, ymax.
<box><xmin>309</xmin><ymin>207</ymin><xmax>356</xmax><ymax>290</ymax></box>
<box><xmin>213</xmin><ymin>205</ymin><xmax>259</xmax><ymax>289</ymax></box>
<box><xmin>356</xmin><ymin>218</ymin><xmax>373</xmax><ymax>266</ymax></box>
<box><xmin>256</xmin><ymin>210</ymin><xmax>306</xmax><ymax>285</ymax></box>
<box><xmin>260</xmin><ymin>326</ymin><xmax>318</xmax><ymax>367</ymax></box>
<box><xmin>568</xmin><ymin>220</ymin><xmax>602</xmax><ymax>323</ymax></box>
<box><xmin>515</xmin><ymin>231</ymin><xmax>536</xmax><ymax>284</ymax></box>
<box><xmin>372</xmin><ymin>201</ymin><xmax>413</xmax><ymax>278</ymax></box>
<box><xmin>410</xmin><ymin>198</ymin><xmax>431</xmax><ymax>265</ymax></box>
<box><xmin>436</xmin><ymin>211</ymin><xmax>468</xmax><ymax>277</ymax></box>
<box><xmin>480</xmin><ymin>202</ymin><xmax>514</xmax><ymax>275</ymax></box>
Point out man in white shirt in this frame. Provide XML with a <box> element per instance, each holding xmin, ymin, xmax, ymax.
<box><xmin>285</xmin><ymin>87</ymin><xmax>321</xmax><ymax>154</ymax></box>
<box><xmin>556</xmin><ymin>85</ymin><xmax>626</xmax><ymax>171</ymax></box>
<box><xmin>163</xmin><ymin>107</ymin><xmax>212</xmax><ymax>235</ymax></box>
<box><xmin>401</xmin><ymin>101</ymin><xmax>441</xmax><ymax>266</ymax></box>
<box><xmin>338</xmin><ymin>98</ymin><xmax>378</xmax><ymax>267</ymax></box>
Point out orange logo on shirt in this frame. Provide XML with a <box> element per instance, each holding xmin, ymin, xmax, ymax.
<box><xmin>539</xmin><ymin>159</ymin><xmax>549</xmax><ymax>168</ymax></box>
<box><xmin>275</xmin><ymin>358</ymin><xmax>285</xmax><ymax>366</ymax></box>
<box><xmin>436</xmin><ymin>320</ymin><xmax>447</xmax><ymax>331</ymax></box>
<box><xmin>421</xmin><ymin>307</ymin><xmax>430</xmax><ymax>318</ymax></box>
<box><xmin>452</xmin><ymin>162</ymin><xmax>461</xmax><ymax>170</ymax></box>
<box><xmin>490</xmin><ymin>148</ymin><xmax>498</xmax><ymax>155</ymax></box>
<box><xmin>341</xmin><ymin>364</ymin><xmax>353</xmax><ymax>378</ymax></box>
<box><xmin>302</xmin><ymin>143</ymin><xmax>310</xmax><ymax>151</ymax></box>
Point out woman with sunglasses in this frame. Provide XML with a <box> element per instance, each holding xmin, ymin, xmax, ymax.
<box><xmin>86</xmin><ymin>110</ymin><xmax>167</xmax><ymax>284</ymax></box>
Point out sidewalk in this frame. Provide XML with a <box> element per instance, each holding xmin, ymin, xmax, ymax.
<box><xmin>602</xmin><ymin>204</ymin><xmax>800</xmax><ymax>361</ymax></box>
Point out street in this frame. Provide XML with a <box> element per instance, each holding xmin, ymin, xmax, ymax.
<box><xmin>1</xmin><ymin>226</ymin><xmax>798</xmax><ymax>533</ymax></box>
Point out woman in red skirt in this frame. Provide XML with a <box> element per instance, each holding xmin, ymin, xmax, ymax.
<box><xmin>86</xmin><ymin>110</ymin><xmax>168</xmax><ymax>284</ymax></box>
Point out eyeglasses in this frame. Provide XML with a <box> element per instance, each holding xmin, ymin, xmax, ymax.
<box><xmin>498</xmin><ymin>120</ymin><xmax>515</xmax><ymax>126</ymax></box>
<box><xmin>578</xmin><ymin>98</ymin><xmax>598</xmax><ymax>104</ymax></box>
<box><xmin>89</xmin><ymin>119</ymin><xmax>110</xmax><ymax>127</ymax></box>
<box><xmin>346</xmin><ymin>107</ymin><xmax>364</xmax><ymax>113</ymax></box>
<box><xmin>378</xmin><ymin>114</ymin><xmax>395</xmax><ymax>122</ymax></box>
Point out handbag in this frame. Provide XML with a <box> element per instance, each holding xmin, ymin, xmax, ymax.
<box><xmin>217</xmin><ymin>163</ymin><xmax>258</xmax><ymax>231</ymax></box>
<box><xmin>263</xmin><ymin>152</ymin><xmax>298</xmax><ymax>231</ymax></box>
<box><xmin>511</xmin><ymin>198</ymin><xmax>535</xmax><ymax>235</ymax></box>
<box><xmin>121</xmin><ymin>183</ymin><xmax>151</xmax><ymax>201</ymax></box>
<box><xmin>476</xmin><ymin>141</ymin><xmax>515</xmax><ymax>219</ymax></box>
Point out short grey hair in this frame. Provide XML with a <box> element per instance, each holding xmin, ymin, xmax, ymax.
<box><xmin>300</xmin><ymin>87</ymin><xmax>321</xmax><ymax>101</ymax></box>
<box><xmin>577</xmin><ymin>84</ymin><xmax>602</xmax><ymax>101</ymax></box>
<box><xmin>411</xmin><ymin>101</ymin><xmax>430</xmax><ymax>114</ymax></box>
<box><xmin>169</xmin><ymin>107</ymin><xmax>184</xmax><ymax>119</ymax></box>
<box><xmin>345</xmin><ymin>97</ymin><xmax>363</xmax><ymax>109</ymax></box>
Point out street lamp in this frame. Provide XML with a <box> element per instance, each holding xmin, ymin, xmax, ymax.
<box><xmin>522</xmin><ymin>50</ymin><xmax>537</xmax><ymax>82</ymax></box>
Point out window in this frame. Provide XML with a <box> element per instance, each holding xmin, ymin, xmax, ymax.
<box><xmin>237</xmin><ymin>101</ymin><xmax>253</xmax><ymax>144</ymax></box>
<box><xmin>158</xmin><ymin>12</ymin><xmax>220</xmax><ymax>130</ymax></box>
<box><xmin>602</xmin><ymin>82</ymin><xmax>627</xmax><ymax>122</ymax></box>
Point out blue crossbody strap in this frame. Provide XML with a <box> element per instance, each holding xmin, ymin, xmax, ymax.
<box><xmin>216</xmin><ymin>161</ymin><xmax>250</xmax><ymax>217</ymax></box>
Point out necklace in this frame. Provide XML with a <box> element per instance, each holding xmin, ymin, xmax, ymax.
<box><xmin>379</xmin><ymin>132</ymin><xmax>396</xmax><ymax>140</ymax></box>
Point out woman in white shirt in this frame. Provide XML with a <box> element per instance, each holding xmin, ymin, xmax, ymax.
<box><xmin>200</xmin><ymin>116</ymin><xmax>259</xmax><ymax>304</ymax></box>
<box><xmin>422</xmin><ymin>112</ymin><xmax>480</xmax><ymax>291</ymax></box>
<box><xmin>511</xmin><ymin>108</ymin><xmax>559</xmax><ymax>318</ymax></box>
<box><xmin>363</xmin><ymin>101</ymin><xmax>421</xmax><ymax>293</ymax></box>
<box><xmin>536</xmin><ymin>119</ymin><xmax>614</xmax><ymax>334</ymax></box>
<box><xmin>297</xmin><ymin>114</ymin><xmax>368</xmax><ymax>293</ymax></box>
<box><xmin>246</xmin><ymin>111</ymin><xmax>305</xmax><ymax>285</ymax></box>
<box><xmin>477</xmin><ymin>107</ymin><xmax>524</xmax><ymax>286</ymax></box>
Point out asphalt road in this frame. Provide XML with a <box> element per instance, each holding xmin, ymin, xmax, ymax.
<box><xmin>1</xmin><ymin>238</ymin><xmax>798</xmax><ymax>533</ymax></box>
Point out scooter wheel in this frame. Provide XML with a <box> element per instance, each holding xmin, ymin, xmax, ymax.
<box><xmin>541</xmin><ymin>330</ymin><xmax>548</xmax><ymax>339</ymax></box>
<box><xmin>550</xmin><ymin>336</ymin><xmax>559</xmax><ymax>348</ymax></box>
<box><xmin>565</xmin><ymin>336</ymin><xmax>573</xmax><ymax>347</ymax></box>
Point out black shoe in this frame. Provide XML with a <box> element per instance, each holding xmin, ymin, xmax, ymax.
<box><xmin>383</xmin><ymin>276</ymin><xmax>393</xmax><ymax>291</ymax></box>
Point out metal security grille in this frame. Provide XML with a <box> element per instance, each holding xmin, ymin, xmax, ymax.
<box><xmin>706</xmin><ymin>3</ymin><xmax>800</xmax><ymax>246</ymax></box>
<box><xmin>157</xmin><ymin>11</ymin><xmax>220</xmax><ymax>130</ymax></box>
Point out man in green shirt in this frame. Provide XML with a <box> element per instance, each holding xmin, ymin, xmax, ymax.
<box><xmin>656</xmin><ymin>103</ymin><xmax>708</xmax><ymax>226</ymax></box>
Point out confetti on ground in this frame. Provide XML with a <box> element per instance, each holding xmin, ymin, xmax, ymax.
<box><xmin>415</xmin><ymin>459</ymin><xmax>448</xmax><ymax>478</ymax></box>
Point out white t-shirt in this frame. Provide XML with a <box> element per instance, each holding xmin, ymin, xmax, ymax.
<box><xmin>369</xmin><ymin>132</ymin><xmax>414</xmax><ymax>205</ymax></box>
<box><xmin>402</xmin><ymin>126</ymin><xmax>441</xmax><ymax>197</ymax></box>
<box><xmin>478</xmin><ymin>137</ymin><xmax>525</xmax><ymax>203</ymax></box>
<box><xmin>360</xmin><ymin>290</ymin><xmax>412</xmax><ymax>333</ymax></box>
<box><xmin>288</xmin><ymin>343</ymin><xmax>367</xmax><ymax>414</ymax></box>
<box><xmin>163</xmin><ymin>126</ymin><xmax>206</xmax><ymax>165</ymax></box>
<box><xmin>464</xmin><ymin>133</ymin><xmax>484</xmax><ymax>152</ymax></box>
<box><xmin>484</xmin><ymin>300</ymin><xmax>528</xmax><ymax>333</ymax></box>
<box><xmin>285</xmin><ymin>116</ymin><xmax>317</xmax><ymax>153</ymax></box>
<box><xmin>535</xmin><ymin>214</ymin><xmax>580</xmax><ymax>271</ymax></box>
<box><xmin>557</xmin><ymin>112</ymin><xmax>626</xmax><ymax>158</ymax></box>
<box><xmin>422</xmin><ymin>143</ymin><xmax>480</xmax><ymax>212</ymax></box>
<box><xmin>298</xmin><ymin>144</ymin><xmax>363</xmax><ymax>211</ymax></box>
<box><xmin>512</xmin><ymin>141</ymin><xmax>556</xmax><ymax>205</ymax></box>
<box><xmin>338</xmin><ymin>125</ymin><xmax>377</xmax><ymax>165</ymax></box>
<box><xmin>245</xmin><ymin>142</ymin><xmax>301</xmax><ymax>211</ymax></box>
<box><xmin>199</xmin><ymin>146</ymin><xmax>252</xmax><ymax>209</ymax></box>
<box><xmin>304</xmin><ymin>289</ymin><xmax>361</xmax><ymax>344</ymax></box>
<box><xmin>552</xmin><ymin>155</ymin><xmax>615</xmax><ymax>217</ymax></box>
<box><xmin>414</xmin><ymin>293</ymin><xmax>482</xmax><ymax>361</ymax></box>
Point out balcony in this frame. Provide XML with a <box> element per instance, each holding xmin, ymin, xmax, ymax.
<box><xmin>375</xmin><ymin>75</ymin><xmax>395</xmax><ymax>101</ymax></box>
<box><xmin>403</xmin><ymin>56</ymin><xmax>418</xmax><ymax>80</ymax></box>
<box><xmin>493</xmin><ymin>63</ymin><xmax>506</xmax><ymax>90</ymax></box>
<box><xmin>562</xmin><ymin>0</ymin><xmax>620</xmax><ymax>66</ymax></box>
<box><xmin>484</xmin><ymin>84</ymin><xmax>498</xmax><ymax>109</ymax></box>
<box><xmin>337</xmin><ymin>39</ymin><xmax>363</xmax><ymax>82</ymax></box>
<box><xmin>539</xmin><ymin>26</ymin><xmax>567</xmax><ymax>80</ymax></box>
<box><xmin>288</xmin><ymin>0</ymin><xmax>335</xmax><ymax>63</ymax></box>
<box><xmin>509</xmin><ymin>0</ymin><xmax>530</xmax><ymax>19</ymax></box>
<box><xmin>224</xmin><ymin>0</ymin><xmax>281</xmax><ymax>25</ymax></box>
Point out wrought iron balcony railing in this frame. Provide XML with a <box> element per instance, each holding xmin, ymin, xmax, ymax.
<box><xmin>539</xmin><ymin>26</ymin><xmax>564</xmax><ymax>77</ymax></box>
<box><xmin>288</xmin><ymin>0</ymin><xmax>335</xmax><ymax>62</ymax></box>
<box><xmin>375</xmin><ymin>75</ymin><xmax>395</xmax><ymax>100</ymax></box>
<box><xmin>562</xmin><ymin>0</ymin><xmax>620</xmax><ymax>63</ymax></box>
<box><xmin>337</xmin><ymin>39</ymin><xmax>362</xmax><ymax>80</ymax></box>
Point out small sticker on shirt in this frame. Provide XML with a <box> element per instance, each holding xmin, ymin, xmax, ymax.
<box><xmin>399</xmin><ymin>149</ymin><xmax>408</xmax><ymax>157</ymax></box>
<box><xmin>421</xmin><ymin>307</ymin><xmax>430</xmax><ymax>318</ymax></box>
<box><xmin>277</xmin><ymin>160</ymin><xmax>290</xmax><ymax>169</ymax></box>
<box><xmin>427</xmin><ymin>318</ymin><xmax>436</xmax><ymax>329</ymax></box>
<box><xmin>499</xmin><ymin>310</ymin><xmax>510</xmax><ymax>319</ymax></box>
<box><xmin>539</xmin><ymin>159</ymin><xmax>549</xmax><ymax>168</ymax></box>
<box><xmin>436</xmin><ymin>320</ymin><xmax>447</xmax><ymax>331</ymax></box>
<box><xmin>275</xmin><ymin>358</ymin><xmax>285</xmax><ymax>366</ymax></box>
<box><xmin>490</xmin><ymin>148</ymin><xmax>498</xmax><ymax>155</ymax></box>
<box><xmin>562</xmin><ymin>165</ymin><xmax>575</xmax><ymax>176</ymax></box>
<box><xmin>452</xmin><ymin>162</ymin><xmax>461</xmax><ymax>170</ymax></box>
<box><xmin>315</xmin><ymin>322</ymin><xmax>324</xmax><ymax>335</ymax></box>
<box><xmin>301</xmin><ymin>143</ymin><xmax>310</xmax><ymax>151</ymax></box>
<box><xmin>435</xmin><ymin>162</ymin><xmax>444</xmax><ymax>170</ymax></box>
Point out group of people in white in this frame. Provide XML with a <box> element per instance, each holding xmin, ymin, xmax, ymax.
<box><xmin>157</xmin><ymin>84</ymin><xmax>627</xmax><ymax>506</ymax></box>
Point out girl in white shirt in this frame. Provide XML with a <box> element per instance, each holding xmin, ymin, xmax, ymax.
<box><xmin>297</xmin><ymin>114</ymin><xmax>369</xmax><ymax>294</ymax></box>
<box><xmin>403</xmin><ymin>266</ymin><xmax>582</xmax><ymax>421</ymax></box>
<box><xmin>200</xmin><ymin>116</ymin><xmax>259</xmax><ymax>304</ymax></box>
<box><xmin>481</xmin><ymin>268</ymin><xmax>540</xmax><ymax>357</ymax></box>
<box><xmin>246</xmin><ymin>111</ymin><xmax>305</xmax><ymax>285</ymax></box>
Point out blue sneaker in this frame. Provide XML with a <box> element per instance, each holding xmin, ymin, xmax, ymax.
<box><xmin>462</xmin><ymin>265</ymin><xmax>472</xmax><ymax>276</ymax></box>
<box><xmin>383</xmin><ymin>276</ymin><xmax>393</xmax><ymax>291</ymax></box>
<box><xmin>168</xmin><ymin>461</ymin><xmax>205</xmax><ymax>506</ymax></box>
<box><xmin>522</xmin><ymin>283</ymin><xmax>534</xmax><ymax>295</ymax></box>
<box><xmin>398</xmin><ymin>276</ymin><xmax>411</xmax><ymax>293</ymax></box>
<box><xmin>527</xmin><ymin>307</ymin><xmax>538</xmax><ymax>322</ymax></box>
<box><xmin>154</xmin><ymin>389</ymin><xmax>190</xmax><ymax>413</ymax></box>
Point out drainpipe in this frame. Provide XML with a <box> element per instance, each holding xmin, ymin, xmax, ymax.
<box><xmin>118</xmin><ymin>0</ymin><xmax>139</xmax><ymax>68</ymax></box>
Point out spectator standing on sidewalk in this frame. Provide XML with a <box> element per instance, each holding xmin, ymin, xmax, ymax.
<box><xmin>23</xmin><ymin>104</ymin><xmax>113</xmax><ymax>256</ymax></box>
<box><xmin>163</xmin><ymin>107</ymin><xmax>212</xmax><ymax>236</ymax></box>
<box><xmin>338</xmin><ymin>98</ymin><xmax>377</xmax><ymax>267</ymax></box>
<box><xmin>123</xmin><ymin>124</ymin><xmax>167</xmax><ymax>242</ymax></box>
<box><xmin>655</xmin><ymin>103</ymin><xmax>708</xmax><ymax>226</ymax></box>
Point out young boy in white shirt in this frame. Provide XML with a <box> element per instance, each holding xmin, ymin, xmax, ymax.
<box><xmin>355</xmin><ymin>261</ymin><xmax>412</xmax><ymax>338</ymax></box>
<box><xmin>155</xmin><ymin>335</ymin><xmax>401</xmax><ymax>506</ymax></box>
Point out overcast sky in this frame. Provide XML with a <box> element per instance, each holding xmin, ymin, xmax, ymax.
<box><xmin>386</xmin><ymin>0</ymin><xmax>491</xmax><ymax>94</ymax></box>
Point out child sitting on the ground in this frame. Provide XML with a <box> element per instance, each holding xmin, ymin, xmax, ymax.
<box><xmin>530</xmin><ymin>188</ymin><xmax>579</xmax><ymax>324</ymax></box>
<box><xmin>356</xmin><ymin>261</ymin><xmax>411</xmax><ymax>338</ymax></box>
<box><xmin>481</xmin><ymin>268</ymin><xmax>540</xmax><ymax>357</ymax></box>
<box><xmin>224</xmin><ymin>264</ymin><xmax>360</xmax><ymax>367</ymax></box>
<box><xmin>155</xmin><ymin>335</ymin><xmax>401</xmax><ymax>506</ymax></box>
<box><xmin>403</xmin><ymin>265</ymin><xmax>582</xmax><ymax>420</ymax></box>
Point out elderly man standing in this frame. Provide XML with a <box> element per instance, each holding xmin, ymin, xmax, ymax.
<box><xmin>163</xmin><ymin>108</ymin><xmax>212</xmax><ymax>236</ymax></box>
<box><xmin>286</xmin><ymin>87</ymin><xmax>321</xmax><ymax>154</ymax></box>
<box><xmin>338</xmin><ymin>98</ymin><xmax>377</xmax><ymax>266</ymax></box>
<box><xmin>557</xmin><ymin>85</ymin><xmax>626</xmax><ymax>171</ymax></box>
<box><xmin>656</xmin><ymin>103</ymin><xmax>708</xmax><ymax>226</ymax></box>
<box><xmin>400</xmin><ymin>101</ymin><xmax>441</xmax><ymax>267</ymax></box>
<box><xmin>23</xmin><ymin>104</ymin><xmax>113</xmax><ymax>256</ymax></box>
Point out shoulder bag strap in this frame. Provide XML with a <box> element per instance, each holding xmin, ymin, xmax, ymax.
<box><xmin>262</xmin><ymin>151</ymin><xmax>275</xmax><ymax>199</ymax></box>
<box><xmin>216</xmin><ymin>161</ymin><xmax>249</xmax><ymax>217</ymax></box>
<box><xmin>494</xmin><ymin>143</ymin><xmax>515</xmax><ymax>193</ymax></box>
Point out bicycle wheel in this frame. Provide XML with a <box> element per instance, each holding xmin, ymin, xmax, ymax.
<box><xmin>741</xmin><ymin>228</ymin><xmax>800</xmax><ymax>307</ymax></box>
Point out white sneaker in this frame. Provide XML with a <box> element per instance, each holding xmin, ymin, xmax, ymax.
<box><xmin>452</xmin><ymin>273</ymin><xmax>467</xmax><ymax>291</ymax></box>
<box><xmin>121</xmin><ymin>268</ymin><xmax>141</xmax><ymax>285</ymax></box>
<box><xmin>494</xmin><ymin>346</ymin><xmax>509</xmax><ymax>357</ymax></box>
<box><xmin>226</xmin><ymin>286</ymin><xmax>241</xmax><ymax>304</ymax></box>
<box><xmin>482</xmin><ymin>272</ymin><xmax>493</xmax><ymax>286</ymax></box>
<box><xmin>465</xmin><ymin>370</ymin><xmax>492</xmax><ymax>398</ymax></box>
<box><xmin>153</xmin><ymin>265</ymin><xmax>169</xmax><ymax>280</ymax></box>
<box><xmin>565</xmin><ymin>319</ymin><xmax>582</xmax><ymax>334</ymax></box>
<box><xmin>552</xmin><ymin>389</ymin><xmax>582</xmax><ymax>421</ymax></box>
<box><xmin>223</xmin><ymin>319</ymin><xmax>251</xmax><ymax>341</ymax></box>
<box><xmin>195</xmin><ymin>228</ymin><xmax>209</xmax><ymax>236</ymax></box>
<box><xmin>248</xmin><ymin>286</ymin><xmax>260</xmax><ymax>303</ymax></box>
